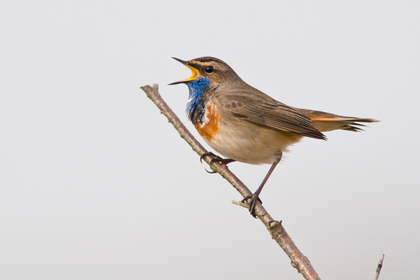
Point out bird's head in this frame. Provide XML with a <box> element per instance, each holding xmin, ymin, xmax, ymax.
<box><xmin>170</xmin><ymin>57</ymin><xmax>243</xmax><ymax>121</ymax></box>
<box><xmin>169</xmin><ymin>56</ymin><xmax>241</xmax><ymax>87</ymax></box>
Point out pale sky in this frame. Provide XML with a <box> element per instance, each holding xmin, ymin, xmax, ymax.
<box><xmin>1</xmin><ymin>1</ymin><xmax>419</xmax><ymax>279</ymax></box>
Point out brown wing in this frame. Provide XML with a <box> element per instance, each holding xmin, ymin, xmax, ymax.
<box><xmin>215</xmin><ymin>88</ymin><xmax>326</xmax><ymax>140</ymax></box>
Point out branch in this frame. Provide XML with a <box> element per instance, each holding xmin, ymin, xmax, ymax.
<box><xmin>374</xmin><ymin>254</ymin><xmax>385</xmax><ymax>280</ymax></box>
<box><xmin>141</xmin><ymin>84</ymin><xmax>321</xmax><ymax>280</ymax></box>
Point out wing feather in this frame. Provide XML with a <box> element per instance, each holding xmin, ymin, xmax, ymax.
<box><xmin>215</xmin><ymin>88</ymin><xmax>325</xmax><ymax>140</ymax></box>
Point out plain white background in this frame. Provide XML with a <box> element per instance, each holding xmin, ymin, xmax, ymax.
<box><xmin>1</xmin><ymin>1</ymin><xmax>419</xmax><ymax>279</ymax></box>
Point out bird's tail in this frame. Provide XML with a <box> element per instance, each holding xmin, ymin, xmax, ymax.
<box><xmin>296</xmin><ymin>108</ymin><xmax>379</xmax><ymax>133</ymax></box>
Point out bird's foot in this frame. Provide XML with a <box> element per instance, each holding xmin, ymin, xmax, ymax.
<box><xmin>242</xmin><ymin>195</ymin><xmax>262</xmax><ymax>218</ymax></box>
<box><xmin>200</xmin><ymin>152</ymin><xmax>235</xmax><ymax>173</ymax></box>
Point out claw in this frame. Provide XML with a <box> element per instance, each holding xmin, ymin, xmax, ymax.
<box><xmin>205</xmin><ymin>168</ymin><xmax>217</xmax><ymax>174</ymax></box>
<box><xmin>210</xmin><ymin>157</ymin><xmax>235</xmax><ymax>165</ymax></box>
<box><xmin>200</xmin><ymin>152</ymin><xmax>235</xmax><ymax>168</ymax></box>
<box><xmin>241</xmin><ymin>195</ymin><xmax>263</xmax><ymax>218</ymax></box>
<box><xmin>199</xmin><ymin>153</ymin><xmax>210</xmax><ymax>164</ymax></box>
<box><xmin>200</xmin><ymin>152</ymin><xmax>221</xmax><ymax>174</ymax></box>
<box><xmin>241</xmin><ymin>195</ymin><xmax>262</xmax><ymax>204</ymax></box>
<box><xmin>248</xmin><ymin>195</ymin><xmax>259</xmax><ymax>218</ymax></box>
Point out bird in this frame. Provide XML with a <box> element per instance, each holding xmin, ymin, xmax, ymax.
<box><xmin>170</xmin><ymin>56</ymin><xmax>378</xmax><ymax>217</ymax></box>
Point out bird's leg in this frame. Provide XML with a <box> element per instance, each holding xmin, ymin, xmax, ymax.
<box><xmin>248</xmin><ymin>152</ymin><xmax>282</xmax><ymax>217</ymax></box>
<box><xmin>200</xmin><ymin>152</ymin><xmax>235</xmax><ymax>173</ymax></box>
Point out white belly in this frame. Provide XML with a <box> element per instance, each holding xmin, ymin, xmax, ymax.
<box><xmin>202</xmin><ymin>120</ymin><xmax>302</xmax><ymax>165</ymax></box>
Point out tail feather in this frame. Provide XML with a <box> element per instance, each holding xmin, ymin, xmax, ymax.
<box><xmin>295</xmin><ymin>108</ymin><xmax>379</xmax><ymax>133</ymax></box>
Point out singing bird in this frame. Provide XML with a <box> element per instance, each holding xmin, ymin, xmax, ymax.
<box><xmin>170</xmin><ymin>56</ymin><xmax>378</xmax><ymax>217</ymax></box>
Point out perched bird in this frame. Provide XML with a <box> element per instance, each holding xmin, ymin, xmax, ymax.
<box><xmin>170</xmin><ymin>56</ymin><xmax>378</xmax><ymax>217</ymax></box>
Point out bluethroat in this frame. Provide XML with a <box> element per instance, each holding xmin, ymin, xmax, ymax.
<box><xmin>170</xmin><ymin>56</ymin><xmax>378</xmax><ymax>217</ymax></box>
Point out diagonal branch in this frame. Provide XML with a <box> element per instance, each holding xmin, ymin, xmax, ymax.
<box><xmin>374</xmin><ymin>254</ymin><xmax>385</xmax><ymax>280</ymax></box>
<box><xmin>141</xmin><ymin>84</ymin><xmax>321</xmax><ymax>280</ymax></box>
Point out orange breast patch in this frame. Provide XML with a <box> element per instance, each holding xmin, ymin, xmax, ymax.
<box><xmin>194</xmin><ymin>103</ymin><xmax>220</xmax><ymax>141</ymax></box>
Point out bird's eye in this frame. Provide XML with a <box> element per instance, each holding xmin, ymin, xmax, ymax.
<box><xmin>205</xmin><ymin>66</ymin><xmax>214</xmax><ymax>73</ymax></box>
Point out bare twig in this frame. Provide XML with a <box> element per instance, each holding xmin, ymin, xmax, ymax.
<box><xmin>374</xmin><ymin>254</ymin><xmax>385</xmax><ymax>280</ymax></box>
<box><xmin>141</xmin><ymin>84</ymin><xmax>321</xmax><ymax>280</ymax></box>
<box><xmin>231</xmin><ymin>200</ymin><xmax>249</xmax><ymax>208</ymax></box>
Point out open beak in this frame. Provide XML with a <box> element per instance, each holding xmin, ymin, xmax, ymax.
<box><xmin>169</xmin><ymin>57</ymin><xmax>200</xmax><ymax>85</ymax></box>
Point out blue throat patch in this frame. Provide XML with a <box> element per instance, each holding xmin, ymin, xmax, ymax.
<box><xmin>185</xmin><ymin>77</ymin><xmax>210</xmax><ymax>123</ymax></box>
